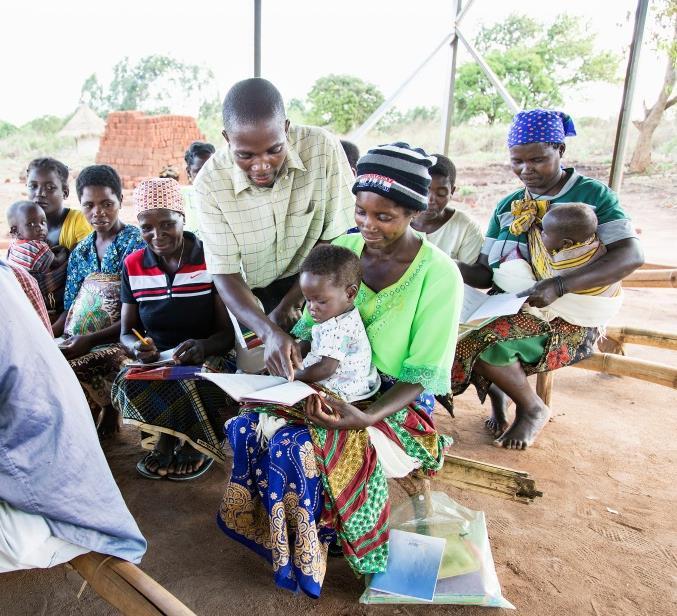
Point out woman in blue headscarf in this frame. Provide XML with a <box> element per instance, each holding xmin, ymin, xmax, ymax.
<box><xmin>450</xmin><ymin>109</ymin><xmax>644</xmax><ymax>450</ymax></box>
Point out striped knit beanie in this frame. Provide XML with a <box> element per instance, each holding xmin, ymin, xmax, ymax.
<box><xmin>352</xmin><ymin>142</ymin><xmax>435</xmax><ymax>211</ymax></box>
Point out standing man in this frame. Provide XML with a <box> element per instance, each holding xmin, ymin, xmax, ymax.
<box><xmin>194</xmin><ymin>78</ymin><xmax>355</xmax><ymax>378</ymax></box>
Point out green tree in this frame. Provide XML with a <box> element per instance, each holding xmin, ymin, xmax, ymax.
<box><xmin>0</xmin><ymin>120</ymin><xmax>17</xmax><ymax>139</ymax></box>
<box><xmin>21</xmin><ymin>115</ymin><xmax>65</xmax><ymax>134</ymax></box>
<box><xmin>305</xmin><ymin>75</ymin><xmax>384</xmax><ymax>134</ymax></box>
<box><xmin>287</xmin><ymin>98</ymin><xmax>307</xmax><ymax>124</ymax></box>
<box><xmin>81</xmin><ymin>55</ymin><xmax>215</xmax><ymax>116</ymax></box>
<box><xmin>455</xmin><ymin>13</ymin><xmax>620</xmax><ymax>124</ymax></box>
<box><xmin>80</xmin><ymin>74</ymin><xmax>106</xmax><ymax>116</ymax></box>
<box><xmin>629</xmin><ymin>0</ymin><xmax>677</xmax><ymax>173</ymax></box>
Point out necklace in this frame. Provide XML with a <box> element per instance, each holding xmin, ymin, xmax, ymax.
<box><xmin>161</xmin><ymin>239</ymin><xmax>185</xmax><ymax>273</ymax></box>
<box><xmin>525</xmin><ymin>169</ymin><xmax>566</xmax><ymax>201</ymax></box>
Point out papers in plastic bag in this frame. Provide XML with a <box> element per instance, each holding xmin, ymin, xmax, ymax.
<box><xmin>360</xmin><ymin>492</ymin><xmax>515</xmax><ymax>608</ymax></box>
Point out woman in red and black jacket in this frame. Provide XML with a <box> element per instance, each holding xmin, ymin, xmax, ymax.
<box><xmin>113</xmin><ymin>178</ymin><xmax>235</xmax><ymax>481</ymax></box>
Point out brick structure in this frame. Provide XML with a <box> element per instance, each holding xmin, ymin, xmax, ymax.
<box><xmin>95</xmin><ymin>111</ymin><xmax>205</xmax><ymax>188</ymax></box>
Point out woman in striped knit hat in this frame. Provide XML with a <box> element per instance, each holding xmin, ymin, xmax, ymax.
<box><xmin>217</xmin><ymin>143</ymin><xmax>463</xmax><ymax>598</ymax></box>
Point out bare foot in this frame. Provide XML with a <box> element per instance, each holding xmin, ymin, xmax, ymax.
<box><xmin>494</xmin><ymin>402</ymin><xmax>551</xmax><ymax>450</ymax></box>
<box><xmin>484</xmin><ymin>384</ymin><xmax>510</xmax><ymax>437</ymax></box>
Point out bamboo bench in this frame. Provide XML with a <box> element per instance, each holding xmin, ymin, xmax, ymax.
<box><xmin>536</xmin><ymin>267</ymin><xmax>677</xmax><ymax>405</ymax></box>
<box><xmin>69</xmin><ymin>552</ymin><xmax>195</xmax><ymax>615</ymax></box>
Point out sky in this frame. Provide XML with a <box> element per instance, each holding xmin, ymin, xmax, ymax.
<box><xmin>0</xmin><ymin>0</ymin><xmax>669</xmax><ymax>126</ymax></box>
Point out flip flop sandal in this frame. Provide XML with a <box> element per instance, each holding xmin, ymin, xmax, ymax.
<box><xmin>166</xmin><ymin>451</ymin><xmax>214</xmax><ymax>481</ymax></box>
<box><xmin>136</xmin><ymin>450</ymin><xmax>173</xmax><ymax>480</ymax></box>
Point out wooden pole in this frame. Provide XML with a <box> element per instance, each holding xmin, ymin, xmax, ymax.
<box><xmin>622</xmin><ymin>269</ymin><xmax>677</xmax><ymax>287</ymax></box>
<box><xmin>609</xmin><ymin>0</ymin><xmax>650</xmax><ymax>192</ymax></box>
<box><xmin>603</xmin><ymin>326</ymin><xmax>677</xmax><ymax>351</ymax></box>
<box><xmin>437</xmin><ymin>454</ymin><xmax>543</xmax><ymax>503</ymax></box>
<box><xmin>574</xmin><ymin>352</ymin><xmax>677</xmax><ymax>389</ymax></box>
<box><xmin>70</xmin><ymin>553</ymin><xmax>196</xmax><ymax>616</ymax></box>
<box><xmin>536</xmin><ymin>371</ymin><xmax>555</xmax><ymax>406</ymax></box>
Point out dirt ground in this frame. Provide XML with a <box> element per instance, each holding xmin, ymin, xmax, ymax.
<box><xmin>0</xmin><ymin>162</ymin><xmax>675</xmax><ymax>615</ymax></box>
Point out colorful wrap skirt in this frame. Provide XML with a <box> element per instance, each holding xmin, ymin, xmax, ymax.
<box><xmin>217</xmin><ymin>378</ymin><xmax>448</xmax><ymax>598</ymax></box>
<box><xmin>111</xmin><ymin>358</ymin><xmax>237</xmax><ymax>463</ymax></box>
<box><xmin>451</xmin><ymin>311</ymin><xmax>599</xmax><ymax>403</ymax></box>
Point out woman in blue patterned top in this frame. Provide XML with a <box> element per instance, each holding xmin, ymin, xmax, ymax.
<box><xmin>54</xmin><ymin>165</ymin><xmax>145</xmax><ymax>436</ymax></box>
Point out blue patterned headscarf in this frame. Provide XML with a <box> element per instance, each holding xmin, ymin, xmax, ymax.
<box><xmin>507</xmin><ymin>109</ymin><xmax>577</xmax><ymax>148</ymax></box>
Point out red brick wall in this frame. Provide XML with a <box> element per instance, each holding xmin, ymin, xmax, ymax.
<box><xmin>96</xmin><ymin>111</ymin><xmax>205</xmax><ymax>188</ymax></box>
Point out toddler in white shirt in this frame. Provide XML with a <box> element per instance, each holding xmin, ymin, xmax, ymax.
<box><xmin>295</xmin><ymin>244</ymin><xmax>379</xmax><ymax>402</ymax></box>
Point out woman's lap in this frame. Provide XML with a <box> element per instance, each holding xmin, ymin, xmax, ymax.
<box><xmin>112</xmin><ymin>370</ymin><xmax>236</xmax><ymax>462</ymax></box>
<box><xmin>68</xmin><ymin>343</ymin><xmax>127</xmax><ymax>408</ymax></box>
<box><xmin>217</xmin><ymin>392</ymin><xmax>447</xmax><ymax>595</ymax></box>
<box><xmin>218</xmin><ymin>413</ymin><xmax>331</xmax><ymax>598</ymax></box>
<box><xmin>452</xmin><ymin>311</ymin><xmax>598</xmax><ymax>401</ymax></box>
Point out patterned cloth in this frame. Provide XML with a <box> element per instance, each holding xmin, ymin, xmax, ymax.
<box><xmin>65</xmin><ymin>273</ymin><xmax>122</xmax><ymax>336</ymax></box>
<box><xmin>507</xmin><ymin>109</ymin><xmax>577</xmax><ymax>147</ymax></box>
<box><xmin>6</xmin><ymin>261</ymin><xmax>51</xmax><ymax>332</ymax></box>
<box><xmin>112</xmin><ymin>361</ymin><xmax>237</xmax><ymax>462</ymax></box>
<box><xmin>194</xmin><ymin>124</ymin><xmax>355</xmax><ymax>288</ymax></box>
<box><xmin>30</xmin><ymin>260</ymin><xmax>68</xmax><ymax>318</ymax></box>
<box><xmin>508</xmin><ymin>196</ymin><xmax>549</xmax><ymax>236</ymax></box>
<box><xmin>64</xmin><ymin>273</ymin><xmax>128</xmax><ymax>409</ymax></box>
<box><xmin>304</xmin><ymin>308</ymin><xmax>379</xmax><ymax>401</ymax></box>
<box><xmin>133</xmin><ymin>177</ymin><xmax>185</xmax><ymax>216</ymax></box>
<box><xmin>7</xmin><ymin>239</ymin><xmax>54</xmax><ymax>272</ymax></box>
<box><xmin>528</xmin><ymin>228</ymin><xmax>622</xmax><ymax>298</ymax></box>
<box><xmin>218</xmin><ymin>380</ymin><xmax>446</xmax><ymax>598</ymax></box>
<box><xmin>64</xmin><ymin>224</ymin><xmax>145</xmax><ymax>310</ymax></box>
<box><xmin>451</xmin><ymin>311</ymin><xmax>598</xmax><ymax>401</ymax></box>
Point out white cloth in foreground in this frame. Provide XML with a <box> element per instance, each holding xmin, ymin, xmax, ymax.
<box><xmin>0</xmin><ymin>501</ymin><xmax>88</xmax><ymax>573</ymax></box>
<box><xmin>493</xmin><ymin>259</ymin><xmax>623</xmax><ymax>328</ymax></box>
<box><xmin>366</xmin><ymin>427</ymin><xmax>421</xmax><ymax>478</ymax></box>
<box><xmin>0</xmin><ymin>261</ymin><xmax>146</xmax><ymax>570</ymax></box>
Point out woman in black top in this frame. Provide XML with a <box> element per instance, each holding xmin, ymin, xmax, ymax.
<box><xmin>112</xmin><ymin>178</ymin><xmax>234</xmax><ymax>480</ymax></box>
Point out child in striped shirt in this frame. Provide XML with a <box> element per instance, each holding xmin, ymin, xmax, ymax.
<box><xmin>6</xmin><ymin>200</ymin><xmax>68</xmax><ymax>272</ymax></box>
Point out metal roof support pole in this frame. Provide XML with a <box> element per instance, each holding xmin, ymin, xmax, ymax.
<box><xmin>609</xmin><ymin>0</ymin><xmax>650</xmax><ymax>193</ymax></box>
<box><xmin>254</xmin><ymin>0</ymin><xmax>262</xmax><ymax>77</ymax></box>
<box><xmin>440</xmin><ymin>0</ymin><xmax>462</xmax><ymax>156</ymax></box>
<box><xmin>456</xmin><ymin>27</ymin><xmax>520</xmax><ymax>114</ymax></box>
<box><xmin>349</xmin><ymin>32</ymin><xmax>454</xmax><ymax>142</ymax></box>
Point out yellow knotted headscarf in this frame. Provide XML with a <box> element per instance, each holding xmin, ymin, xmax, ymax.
<box><xmin>509</xmin><ymin>198</ymin><xmax>549</xmax><ymax>236</ymax></box>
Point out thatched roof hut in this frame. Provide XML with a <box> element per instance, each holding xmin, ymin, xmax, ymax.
<box><xmin>59</xmin><ymin>104</ymin><xmax>105</xmax><ymax>139</ymax></box>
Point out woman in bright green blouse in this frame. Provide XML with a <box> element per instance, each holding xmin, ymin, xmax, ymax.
<box><xmin>217</xmin><ymin>143</ymin><xmax>463</xmax><ymax>598</ymax></box>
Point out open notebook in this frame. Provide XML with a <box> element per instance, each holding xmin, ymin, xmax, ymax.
<box><xmin>459</xmin><ymin>285</ymin><xmax>527</xmax><ymax>336</ymax></box>
<box><xmin>198</xmin><ymin>373</ymin><xmax>317</xmax><ymax>406</ymax></box>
